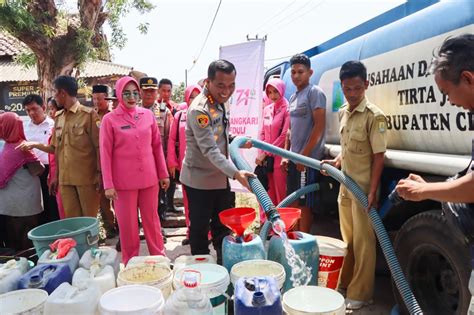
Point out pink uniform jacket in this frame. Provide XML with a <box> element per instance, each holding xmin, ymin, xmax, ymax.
<box><xmin>258</xmin><ymin>102</ymin><xmax>290</xmax><ymax>156</ymax></box>
<box><xmin>167</xmin><ymin>109</ymin><xmax>187</xmax><ymax>170</ymax></box>
<box><xmin>100</xmin><ymin>105</ymin><xmax>169</xmax><ymax>190</ymax></box>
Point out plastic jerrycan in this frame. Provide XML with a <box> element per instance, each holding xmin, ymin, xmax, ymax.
<box><xmin>0</xmin><ymin>258</ymin><xmax>29</xmax><ymax>294</ymax></box>
<box><xmin>234</xmin><ymin>276</ymin><xmax>282</xmax><ymax>315</ymax></box>
<box><xmin>18</xmin><ymin>264</ymin><xmax>72</xmax><ymax>294</ymax></box>
<box><xmin>267</xmin><ymin>231</ymin><xmax>319</xmax><ymax>292</ymax></box>
<box><xmin>164</xmin><ymin>269</ymin><xmax>213</xmax><ymax>315</ymax></box>
<box><xmin>44</xmin><ymin>280</ymin><xmax>101</xmax><ymax>315</ymax></box>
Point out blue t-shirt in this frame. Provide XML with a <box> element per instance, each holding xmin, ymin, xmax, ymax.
<box><xmin>289</xmin><ymin>84</ymin><xmax>327</xmax><ymax>159</ymax></box>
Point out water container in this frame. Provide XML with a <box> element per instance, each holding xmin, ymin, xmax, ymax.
<box><xmin>117</xmin><ymin>263</ymin><xmax>173</xmax><ymax>299</ymax></box>
<box><xmin>44</xmin><ymin>281</ymin><xmax>101</xmax><ymax>315</ymax></box>
<box><xmin>28</xmin><ymin>217</ymin><xmax>99</xmax><ymax>258</ymax></box>
<box><xmin>282</xmin><ymin>286</ymin><xmax>345</xmax><ymax>315</ymax></box>
<box><xmin>0</xmin><ymin>258</ymin><xmax>29</xmax><ymax>294</ymax></box>
<box><xmin>0</xmin><ymin>289</ymin><xmax>48</xmax><ymax>314</ymax></box>
<box><xmin>315</xmin><ymin>236</ymin><xmax>347</xmax><ymax>289</ymax></box>
<box><xmin>99</xmin><ymin>285</ymin><xmax>164</xmax><ymax>315</ymax></box>
<box><xmin>230</xmin><ymin>260</ymin><xmax>286</xmax><ymax>291</ymax></box>
<box><xmin>128</xmin><ymin>255</ymin><xmax>171</xmax><ymax>269</ymax></box>
<box><xmin>267</xmin><ymin>231</ymin><xmax>319</xmax><ymax>292</ymax></box>
<box><xmin>234</xmin><ymin>276</ymin><xmax>282</xmax><ymax>315</ymax></box>
<box><xmin>18</xmin><ymin>264</ymin><xmax>72</xmax><ymax>294</ymax></box>
<box><xmin>38</xmin><ymin>248</ymin><xmax>79</xmax><ymax>274</ymax></box>
<box><xmin>173</xmin><ymin>263</ymin><xmax>229</xmax><ymax>315</ymax></box>
<box><xmin>222</xmin><ymin>234</ymin><xmax>266</xmax><ymax>273</ymax></box>
<box><xmin>164</xmin><ymin>270</ymin><xmax>213</xmax><ymax>315</ymax></box>
<box><xmin>72</xmin><ymin>265</ymin><xmax>116</xmax><ymax>294</ymax></box>
<box><xmin>173</xmin><ymin>255</ymin><xmax>216</xmax><ymax>274</ymax></box>
<box><xmin>79</xmin><ymin>247</ymin><xmax>120</xmax><ymax>276</ymax></box>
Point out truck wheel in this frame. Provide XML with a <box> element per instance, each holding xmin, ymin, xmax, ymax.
<box><xmin>393</xmin><ymin>210</ymin><xmax>471</xmax><ymax>315</ymax></box>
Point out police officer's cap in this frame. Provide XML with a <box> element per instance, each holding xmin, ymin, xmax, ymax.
<box><xmin>92</xmin><ymin>85</ymin><xmax>108</xmax><ymax>94</ymax></box>
<box><xmin>140</xmin><ymin>77</ymin><xmax>158</xmax><ymax>89</ymax></box>
<box><xmin>105</xmin><ymin>89</ymin><xmax>117</xmax><ymax>100</ymax></box>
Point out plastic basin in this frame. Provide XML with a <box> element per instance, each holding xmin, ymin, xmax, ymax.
<box><xmin>27</xmin><ymin>217</ymin><xmax>99</xmax><ymax>258</ymax></box>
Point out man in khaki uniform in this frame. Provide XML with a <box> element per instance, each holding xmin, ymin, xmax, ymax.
<box><xmin>92</xmin><ymin>84</ymin><xmax>116</xmax><ymax>237</ymax></box>
<box><xmin>49</xmin><ymin>76</ymin><xmax>101</xmax><ymax>218</ymax></box>
<box><xmin>322</xmin><ymin>61</ymin><xmax>387</xmax><ymax>310</ymax></box>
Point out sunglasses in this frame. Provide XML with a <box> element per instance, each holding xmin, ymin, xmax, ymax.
<box><xmin>122</xmin><ymin>91</ymin><xmax>140</xmax><ymax>99</ymax></box>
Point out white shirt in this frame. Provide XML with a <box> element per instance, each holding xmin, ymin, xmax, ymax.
<box><xmin>24</xmin><ymin>116</ymin><xmax>54</xmax><ymax>165</ymax></box>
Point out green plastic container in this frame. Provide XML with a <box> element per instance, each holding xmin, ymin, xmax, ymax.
<box><xmin>28</xmin><ymin>217</ymin><xmax>99</xmax><ymax>258</ymax></box>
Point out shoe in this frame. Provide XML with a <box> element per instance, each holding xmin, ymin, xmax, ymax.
<box><xmin>181</xmin><ymin>238</ymin><xmax>190</xmax><ymax>246</ymax></box>
<box><xmin>167</xmin><ymin>206</ymin><xmax>182</xmax><ymax>214</ymax></box>
<box><xmin>345</xmin><ymin>298</ymin><xmax>372</xmax><ymax>310</ymax></box>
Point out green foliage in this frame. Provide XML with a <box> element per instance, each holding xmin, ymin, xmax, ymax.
<box><xmin>0</xmin><ymin>0</ymin><xmax>154</xmax><ymax>71</ymax></box>
<box><xmin>0</xmin><ymin>0</ymin><xmax>39</xmax><ymax>35</ymax></box>
<box><xmin>13</xmin><ymin>50</ymin><xmax>36</xmax><ymax>68</ymax></box>
<box><xmin>106</xmin><ymin>0</ymin><xmax>155</xmax><ymax>49</ymax></box>
<box><xmin>172</xmin><ymin>82</ymin><xmax>186</xmax><ymax>104</ymax></box>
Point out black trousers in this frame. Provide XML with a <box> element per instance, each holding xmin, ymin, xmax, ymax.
<box><xmin>158</xmin><ymin>178</ymin><xmax>176</xmax><ymax>216</ymax></box>
<box><xmin>183</xmin><ymin>184</ymin><xmax>234</xmax><ymax>264</ymax></box>
<box><xmin>39</xmin><ymin>164</ymin><xmax>59</xmax><ymax>223</ymax></box>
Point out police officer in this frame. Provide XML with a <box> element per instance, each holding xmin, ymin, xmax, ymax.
<box><xmin>180</xmin><ymin>60</ymin><xmax>254</xmax><ymax>264</ymax></box>
<box><xmin>139</xmin><ymin>77</ymin><xmax>175</xmax><ymax>220</ymax></box>
<box><xmin>321</xmin><ymin>61</ymin><xmax>387</xmax><ymax>310</ymax></box>
<box><xmin>20</xmin><ymin>76</ymin><xmax>101</xmax><ymax>218</ymax></box>
<box><xmin>92</xmin><ymin>85</ymin><xmax>117</xmax><ymax>238</ymax></box>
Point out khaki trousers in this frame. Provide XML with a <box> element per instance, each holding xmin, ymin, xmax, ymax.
<box><xmin>60</xmin><ymin>185</ymin><xmax>100</xmax><ymax>218</ymax></box>
<box><xmin>99</xmin><ymin>191</ymin><xmax>115</xmax><ymax>230</ymax></box>
<box><xmin>338</xmin><ymin>186</ymin><xmax>376</xmax><ymax>302</ymax></box>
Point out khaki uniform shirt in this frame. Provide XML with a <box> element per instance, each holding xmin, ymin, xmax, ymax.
<box><xmin>97</xmin><ymin>108</ymin><xmax>111</xmax><ymax>122</ymax></box>
<box><xmin>339</xmin><ymin>97</ymin><xmax>387</xmax><ymax>193</ymax></box>
<box><xmin>180</xmin><ymin>88</ymin><xmax>238</xmax><ymax>190</ymax></box>
<box><xmin>51</xmin><ymin>101</ymin><xmax>101</xmax><ymax>186</ymax></box>
<box><xmin>141</xmin><ymin>101</ymin><xmax>173</xmax><ymax>156</ymax></box>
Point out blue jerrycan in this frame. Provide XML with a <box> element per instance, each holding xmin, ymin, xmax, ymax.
<box><xmin>267</xmin><ymin>231</ymin><xmax>319</xmax><ymax>292</ymax></box>
<box><xmin>18</xmin><ymin>263</ymin><xmax>72</xmax><ymax>294</ymax></box>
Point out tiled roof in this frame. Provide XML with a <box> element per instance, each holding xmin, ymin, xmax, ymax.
<box><xmin>0</xmin><ymin>32</ymin><xmax>29</xmax><ymax>57</ymax></box>
<box><xmin>0</xmin><ymin>59</ymin><xmax>133</xmax><ymax>82</ymax></box>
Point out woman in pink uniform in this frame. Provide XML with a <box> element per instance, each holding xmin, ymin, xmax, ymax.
<box><xmin>100</xmin><ymin>76</ymin><xmax>170</xmax><ymax>264</ymax></box>
<box><xmin>167</xmin><ymin>84</ymin><xmax>202</xmax><ymax>245</ymax></box>
<box><xmin>256</xmin><ymin>78</ymin><xmax>290</xmax><ymax>223</ymax></box>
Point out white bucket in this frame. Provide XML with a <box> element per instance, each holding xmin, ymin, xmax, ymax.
<box><xmin>283</xmin><ymin>286</ymin><xmax>345</xmax><ymax>315</ymax></box>
<box><xmin>315</xmin><ymin>236</ymin><xmax>347</xmax><ymax>290</ymax></box>
<box><xmin>230</xmin><ymin>259</ymin><xmax>286</xmax><ymax>290</ymax></box>
<box><xmin>0</xmin><ymin>289</ymin><xmax>48</xmax><ymax>315</ymax></box>
<box><xmin>117</xmin><ymin>264</ymin><xmax>173</xmax><ymax>299</ymax></box>
<box><xmin>172</xmin><ymin>255</ymin><xmax>215</xmax><ymax>274</ymax></box>
<box><xmin>173</xmin><ymin>263</ymin><xmax>229</xmax><ymax>315</ymax></box>
<box><xmin>99</xmin><ymin>285</ymin><xmax>164</xmax><ymax>315</ymax></box>
<box><xmin>127</xmin><ymin>256</ymin><xmax>171</xmax><ymax>269</ymax></box>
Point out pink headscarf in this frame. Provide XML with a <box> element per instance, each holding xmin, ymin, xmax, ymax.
<box><xmin>184</xmin><ymin>84</ymin><xmax>202</xmax><ymax>106</ymax></box>
<box><xmin>0</xmin><ymin>112</ymin><xmax>39</xmax><ymax>188</ymax></box>
<box><xmin>265</xmin><ymin>78</ymin><xmax>288</xmax><ymax>110</ymax></box>
<box><xmin>115</xmin><ymin>76</ymin><xmax>140</xmax><ymax>116</ymax></box>
<box><xmin>262</xmin><ymin>94</ymin><xmax>271</xmax><ymax>107</ymax></box>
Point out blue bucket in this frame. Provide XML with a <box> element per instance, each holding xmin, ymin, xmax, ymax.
<box><xmin>27</xmin><ymin>217</ymin><xmax>99</xmax><ymax>258</ymax></box>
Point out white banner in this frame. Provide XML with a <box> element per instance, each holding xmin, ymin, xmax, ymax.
<box><xmin>220</xmin><ymin>40</ymin><xmax>265</xmax><ymax>192</ymax></box>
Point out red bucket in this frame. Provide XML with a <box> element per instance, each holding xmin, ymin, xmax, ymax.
<box><xmin>316</xmin><ymin>236</ymin><xmax>347</xmax><ymax>290</ymax></box>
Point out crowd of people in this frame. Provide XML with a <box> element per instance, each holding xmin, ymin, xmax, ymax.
<box><xmin>0</xmin><ymin>34</ymin><xmax>472</xmax><ymax>311</ymax></box>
